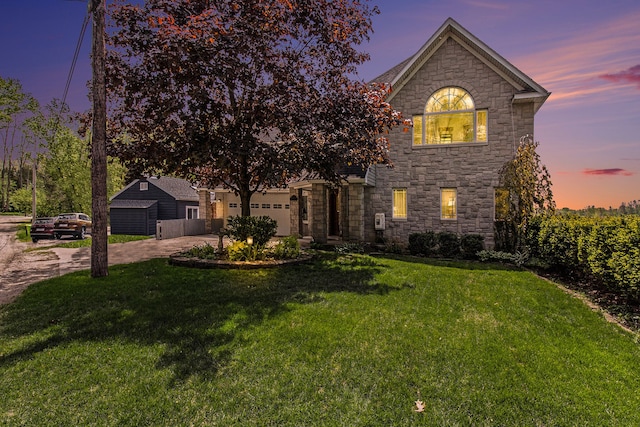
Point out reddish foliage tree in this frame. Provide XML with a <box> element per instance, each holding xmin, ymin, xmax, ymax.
<box><xmin>106</xmin><ymin>0</ymin><xmax>406</xmax><ymax>215</ymax></box>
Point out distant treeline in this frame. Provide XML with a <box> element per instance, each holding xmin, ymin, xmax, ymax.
<box><xmin>560</xmin><ymin>200</ymin><xmax>640</xmax><ymax>217</ymax></box>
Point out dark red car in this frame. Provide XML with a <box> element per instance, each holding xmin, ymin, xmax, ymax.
<box><xmin>31</xmin><ymin>217</ymin><xmax>56</xmax><ymax>243</ymax></box>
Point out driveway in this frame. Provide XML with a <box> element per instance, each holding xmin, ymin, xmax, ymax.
<box><xmin>0</xmin><ymin>215</ymin><xmax>219</xmax><ymax>305</ymax></box>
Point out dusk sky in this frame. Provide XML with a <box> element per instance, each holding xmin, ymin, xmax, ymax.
<box><xmin>1</xmin><ymin>0</ymin><xmax>638</xmax><ymax>209</ymax></box>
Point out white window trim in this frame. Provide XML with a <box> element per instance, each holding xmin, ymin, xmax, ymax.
<box><xmin>186</xmin><ymin>206</ymin><xmax>199</xmax><ymax>220</ymax></box>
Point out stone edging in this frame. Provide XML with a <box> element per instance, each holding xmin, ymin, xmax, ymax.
<box><xmin>169</xmin><ymin>253</ymin><xmax>315</xmax><ymax>269</ymax></box>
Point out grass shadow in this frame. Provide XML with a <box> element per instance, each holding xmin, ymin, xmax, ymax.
<box><xmin>0</xmin><ymin>253</ymin><xmax>394</xmax><ymax>384</ymax></box>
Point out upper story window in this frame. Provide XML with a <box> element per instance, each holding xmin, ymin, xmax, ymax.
<box><xmin>139</xmin><ymin>181</ymin><xmax>148</xmax><ymax>191</ymax></box>
<box><xmin>413</xmin><ymin>87</ymin><xmax>487</xmax><ymax>146</ymax></box>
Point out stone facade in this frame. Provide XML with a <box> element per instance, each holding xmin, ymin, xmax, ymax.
<box><xmin>363</xmin><ymin>36</ymin><xmax>539</xmax><ymax>248</ymax></box>
<box><xmin>289</xmin><ymin>18</ymin><xmax>548</xmax><ymax>248</ymax></box>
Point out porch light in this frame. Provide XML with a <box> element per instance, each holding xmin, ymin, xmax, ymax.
<box><xmin>246</xmin><ymin>236</ymin><xmax>253</xmax><ymax>245</ymax></box>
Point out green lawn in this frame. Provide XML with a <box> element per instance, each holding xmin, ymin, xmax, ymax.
<box><xmin>1</xmin><ymin>253</ymin><xmax>639</xmax><ymax>426</ymax></box>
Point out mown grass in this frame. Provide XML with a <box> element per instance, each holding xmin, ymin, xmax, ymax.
<box><xmin>50</xmin><ymin>234</ymin><xmax>152</xmax><ymax>248</ymax></box>
<box><xmin>1</xmin><ymin>253</ymin><xmax>639</xmax><ymax>426</ymax></box>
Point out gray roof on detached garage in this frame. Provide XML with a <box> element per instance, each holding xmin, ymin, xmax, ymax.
<box><xmin>110</xmin><ymin>199</ymin><xmax>158</xmax><ymax>209</ymax></box>
<box><xmin>110</xmin><ymin>176</ymin><xmax>199</xmax><ymax>202</ymax></box>
<box><xmin>147</xmin><ymin>176</ymin><xmax>199</xmax><ymax>201</ymax></box>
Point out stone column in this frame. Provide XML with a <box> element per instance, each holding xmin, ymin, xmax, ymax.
<box><xmin>198</xmin><ymin>188</ymin><xmax>212</xmax><ymax>234</ymax></box>
<box><xmin>347</xmin><ymin>183</ymin><xmax>365</xmax><ymax>241</ymax></box>
<box><xmin>311</xmin><ymin>183</ymin><xmax>328</xmax><ymax>244</ymax></box>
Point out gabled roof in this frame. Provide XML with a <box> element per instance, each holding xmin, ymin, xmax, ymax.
<box><xmin>148</xmin><ymin>176</ymin><xmax>199</xmax><ymax>201</ymax></box>
<box><xmin>110</xmin><ymin>176</ymin><xmax>199</xmax><ymax>202</ymax></box>
<box><xmin>373</xmin><ymin>18</ymin><xmax>550</xmax><ymax>113</ymax></box>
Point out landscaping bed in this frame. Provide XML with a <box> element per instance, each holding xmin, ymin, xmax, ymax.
<box><xmin>169</xmin><ymin>252</ymin><xmax>314</xmax><ymax>269</ymax></box>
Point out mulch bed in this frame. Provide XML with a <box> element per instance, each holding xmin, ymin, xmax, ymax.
<box><xmin>169</xmin><ymin>253</ymin><xmax>315</xmax><ymax>269</ymax></box>
<box><xmin>534</xmin><ymin>268</ymin><xmax>640</xmax><ymax>334</ymax></box>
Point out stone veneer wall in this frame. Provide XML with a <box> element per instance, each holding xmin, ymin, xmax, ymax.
<box><xmin>311</xmin><ymin>183</ymin><xmax>328</xmax><ymax>243</ymax></box>
<box><xmin>345</xmin><ymin>183</ymin><xmax>365</xmax><ymax>241</ymax></box>
<box><xmin>364</xmin><ymin>37</ymin><xmax>537</xmax><ymax>248</ymax></box>
<box><xmin>198</xmin><ymin>189</ymin><xmax>212</xmax><ymax>234</ymax></box>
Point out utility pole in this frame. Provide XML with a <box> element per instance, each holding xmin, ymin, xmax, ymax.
<box><xmin>31</xmin><ymin>155</ymin><xmax>36</xmax><ymax>219</ymax></box>
<box><xmin>90</xmin><ymin>0</ymin><xmax>108</xmax><ymax>277</ymax></box>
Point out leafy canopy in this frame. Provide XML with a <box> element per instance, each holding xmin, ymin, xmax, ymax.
<box><xmin>106</xmin><ymin>0</ymin><xmax>405</xmax><ymax>215</ymax></box>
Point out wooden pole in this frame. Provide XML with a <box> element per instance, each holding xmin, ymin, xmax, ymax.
<box><xmin>90</xmin><ymin>0</ymin><xmax>108</xmax><ymax>277</ymax></box>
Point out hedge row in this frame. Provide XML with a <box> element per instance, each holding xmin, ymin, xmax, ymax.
<box><xmin>408</xmin><ymin>231</ymin><xmax>485</xmax><ymax>260</ymax></box>
<box><xmin>526</xmin><ymin>215</ymin><xmax>640</xmax><ymax>301</ymax></box>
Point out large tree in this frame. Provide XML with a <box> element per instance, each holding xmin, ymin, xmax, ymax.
<box><xmin>106</xmin><ymin>0</ymin><xmax>404</xmax><ymax>216</ymax></box>
<box><xmin>0</xmin><ymin>77</ymin><xmax>39</xmax><ymax>211</ymax></box>
<box><xmin>23</xmin><ymin>100</ymin><xmax>127</xmax><ymax>217</ymax></box>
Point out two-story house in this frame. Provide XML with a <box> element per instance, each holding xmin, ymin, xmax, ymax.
<box><xmin>285</xmin><ymin>17</ymin><xmax>549</xmax><ymax>248</ymax></box>
<box><xmin>199</xmin><ymin>18</ymin><xmax>549</xmax><ymax>248</ymax></box>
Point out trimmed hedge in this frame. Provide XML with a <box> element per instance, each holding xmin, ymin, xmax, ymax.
<box><xmin>408</xmin><ymin>231</ymin><xmax>484</xmax><ymax>260</ymax></box>
<box><xmin>527</xmin><ymin>215</ymin><xmax>640</xmax><ymax>301</ymax></box>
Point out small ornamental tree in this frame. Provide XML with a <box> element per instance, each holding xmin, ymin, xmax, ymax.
<box><xmin>105</xmin><ymin>0</ymin><xmax>407</xmax><ymax>216</ymax></box>
<box><xmin>497</xmin><ymin>135</ymin><xmax>555</xmax><ymax>252</ymax></box>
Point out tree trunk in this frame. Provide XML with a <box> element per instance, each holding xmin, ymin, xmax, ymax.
<box><xmin>90</xmin><ymin>0</ymin><xmax>108</xmax><ymax>277</ymax></box>
<box><xmin>239</xmin><ymin>185</ymin><xmax>252</xmax><ymax>217</ymax></box>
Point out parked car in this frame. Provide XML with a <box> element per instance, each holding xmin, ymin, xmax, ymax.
<box><xmin>54</xmin><ymin>213</ymin><xmax>92</xmax><ymax>240</ymax></box>
<box><xmin>31</xmin><ymin>217</ymin><xmax>56</xmax><ymax>243</ymax></box>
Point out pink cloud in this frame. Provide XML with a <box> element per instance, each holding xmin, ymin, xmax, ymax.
<box><xmin>600</xmin><ymin>64</ymin><xmax>640</xmax><ymax>89</ymax></box>
<box><xmin>582</xmin><ymin>168</ymin><xmax>634</xmax><ymax>177</ymax></box>
<box><xmin>512</xmin><ymin>11</ymin><xmax>640</xmax><ymax>107</ymax></box>
<box><xmin>463</xmin><ymin>1</ymin><xmax>510</xmax><ymax>11</ymax></box>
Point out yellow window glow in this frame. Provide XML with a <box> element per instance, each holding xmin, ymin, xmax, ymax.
<box><xmin>477</xmin><ymin>110</ymin><xmax>487</xmax><ymax>142</ymax></box>
<box><xmin>441</xmin><ymin>188</ymin><xmax>457</xmax><ymax>219</ymax></box>
<box><xmin>393</xmin><ymin>189</ymin><xmax>407</xmax><ymax>219</ymax></box>
<box><xmin>412</xmin><ymin>115</ymin><xmax>423</xmax><ymax>146</ymax></box>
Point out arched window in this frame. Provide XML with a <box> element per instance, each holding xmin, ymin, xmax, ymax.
<box><xmin>413</xmin><ymin>87</ymin><xmax>487</xmax><ymax>145</ymax></box>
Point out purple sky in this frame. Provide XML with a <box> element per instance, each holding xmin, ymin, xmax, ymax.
<box><xmin>1</xmin><ymin>0</ymin><xmax>639</xmax><ymax>209</ymax></box>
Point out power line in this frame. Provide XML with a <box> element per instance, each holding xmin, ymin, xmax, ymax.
<box><xmin>61</xmin><ymin>12</ymin><xmax>91</xmax><ymax>110</ymax></box>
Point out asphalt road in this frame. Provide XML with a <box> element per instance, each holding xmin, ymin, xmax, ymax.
<box><xmin>0</xmin><ymin>215</ymin><xmax>219</xmax><ymax>305</ymax></box>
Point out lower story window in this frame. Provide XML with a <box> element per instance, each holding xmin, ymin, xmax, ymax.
<box><xmin>393</xmin><ymin>189</ymin><xmax>407</xmax><ymax>219</ymax></box>
<box><xmin>186</xmin><ymin>206</ymin><xmax>199</xmax><ymax>220</ymax></box>
<box><xmin>441</xmin><ymin>188</ymin><xmax>457</xmax><ymax>220</ymax></box>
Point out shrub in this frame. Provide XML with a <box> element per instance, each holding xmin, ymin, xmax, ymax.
<box><xmin>436</xmin><ymin>231</ymin><xmax>460</xmax><ymax>258</ymax></box>
<box><xmin>527</xmin><ymin>214</ymin><xmax>640</xmax><ymax>301</ymax></box>
<box><xmin>460</xmin><ymin>234</ymin><xmax>484</xmax><ymax>259</ymax></box>
<box><xmin>384</xmin><ymin>238</ymin><xmax>405</xmax><ymax>254</ymax></box>
<box><xmin>227</xmin><ymin>241</ymin><xmax>265</xmax><ymax>261</ymax></box>
<box><xmin>478</xmin><ymin>250</ymin><xmax>517</xmax><ymax>263</ymax></box>
<box><xmin>477</xmin><ymin>250</ymin><xmax>528</xmax><ymax>266</ymax></box>
<box><xmin>226</xmin><ymin>215</ymin><xmax>278</xmax><ymax>247</ymax></box>
<box><xmin>334</xmin><ymin>242</ymin><xmax>365</xmax><ymax>254</ymax></box>
<box><xmin>408</xmin><ymin>231</ymin><xmax>437</xmax><ymax>256</ymax></box>
<box><xmin>271</xmin><ymin>236</ymin><xmax>301</xmax><ymax>260</ymax></box>
<box><xmin>184</xmin><ymin>242</ymin><xmax>218</xmax><ymax>259</ymax></box>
